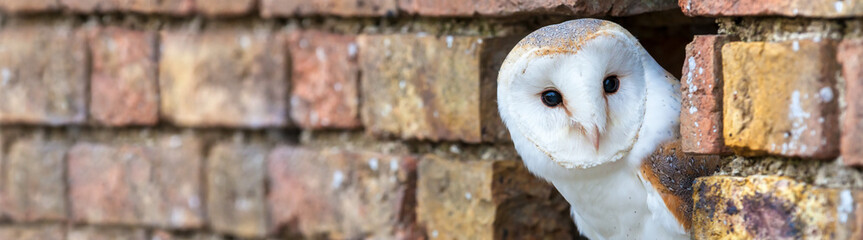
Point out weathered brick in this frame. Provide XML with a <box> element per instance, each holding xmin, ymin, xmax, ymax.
<box><xmin>67</xmin><ymin>227</ymin><xmax>147</xmax><ymax>240</ymax></box>
<box><xmin>681</xmin><ymin>35</ymin><xmax>734</xmax><ymax>155</ymax></box>
<box><xmin>206</xmin><ymin>142</ymin><xmax>268</xmax><ymax>238</ymax></box>
<box><xmin>0</xmin><ymin>0</ymin><xmax>60</xmax><ymax>12</ymax></box>
<box><xmin>57</xmin><ymin>0</ymin><xmax>194</xmax><ymax>14</ymax></box>
<box><xmin>261</xmin><ymin>0</ymin><xmax>397</xmax><ymax>17</ymax></box>
<box><xmin>88</xmin><ymin>27</ymin><xmax>159</xmax><ymax>126</ymax></box>
<box><xmin>268</xmin><ymin>146</ymin><xmax>419</xmax><ymax>239</ymax></box>
<box><xmin>287</xmin><ymin>30</ymin><xmax>361</xmax><ymax>129</ymax></box>
<box><xmin>0</xmin><ymin>224</ymin><xmax>65</xmax><ymax>240</ymax></box>
<box><xmin>127</xmin><ymin>0</ymin><xmax>195</xmax><ymax>14</ymax></box>
<box><xmin>358</xmin><ymin>34</ymin><xmax>518</xmax><ymax>143</ymax></box>
<box><xmin>160</xmin><ymin>28</ymin><xmax>288</xmax><ymax>128</ymax></box>
<box><xmin>681</xmin><ymin>0</ymin><xmax>863</xmax><ymax>18</ymax></box>
<box><xmin>839</xmin><ymin>39</ymin><xmax>863</xmax><ymax>166</ymax></box>
<box><xmin>67</xmin><ymin>134</ymin><xmax>204</xmax><ymax>228</ymax></box>
<box><xmin>1</xmin><ymin>135</ymin><xmax>68</xmax><ymax>222</ymax></box>
<box><xmin>195</xmin><ymin>0</ymin><xmax>255</xmax><ymax>16</ymax></box>
<box><xmin>692</xmin><ymin>176</ymin><xmax>863</xmax><ymax>239</ymax></box>
<box><xmin>722</xmin><ymin>40</ymin><xmax>840</xmax><ymax>159</ymax></box>
<box><xmin>417</xmin><ymin>156</ymin><xmax>575</xmax><ymax>240</ymax></box>
<box><xmin>0</xmin><ymin>22</ymin><xmax>88</xmax><ymax>125</ymax></box>
<box><xmin>399</xmin><ymin>0</ymin><xmax>677</xmax><ymax>17</ymax></box>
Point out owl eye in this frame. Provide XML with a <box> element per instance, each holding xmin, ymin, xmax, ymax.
<box><xmin>603</xmin><ymin>76</ymin><xmax>620</xmax><ymax>94</ymax></box>
<box><xmin>541</xmin><ymin>90</ymin><xmax>563</xmax><ymax>107</ymax></box>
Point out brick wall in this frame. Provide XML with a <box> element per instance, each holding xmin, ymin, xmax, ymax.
<box><xmin>680</xmin><ymin>1</ymin><xmax>863</xmax><ymax>239</ymax></box>
<box><xmin>0</xmin><ymin>0</ymin><xmax>861</xmax><ymax>239</ymax></box>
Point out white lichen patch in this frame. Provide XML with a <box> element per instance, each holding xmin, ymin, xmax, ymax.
<box><xmin>347</xmin><ymin>42</ymin><xmax>358</xmax><ymax>58</ymax></box>
<box><xmin>368</xmin><ymin>157</ymin><xmax>379</xmax><ymax>171</ymax></box>
<box><xmin>786</xmin><ymin>91</ymin><xmax>812</xmax><ymax>154</ymax></box>
<box><xmin>446</xmin><ymin>35</ymin><xmax>454</xmax><ymax>48</ymax></box>
<box><xmin>819</xmin><ymin>87</ymin><xmax>834</xmax><ymax>103</ymax></box>
<box><xmin>171</xmin><ymin>208</ymin><xmax>188</xmax><ymax>225</ymax></box>
<box><xmin>331</xmin><ymin>170</ymin><xmax>346</xmax><ymax>189</ymax></box>
<box><xmin>316</xmin><ymin>47</ymin><xmax>327</xmax><ymax>61</ymax></box>
<box><xmin>390</xmin><ymin>158</ymin><xmax>399</xmax><ymax>173</ymax></box>
<box><xmin>450</xmin><ymin>145</ymin><xmax>461</xmax><ymax>154</ymax></box>
<box><xmin>839</xmin><ymin>189</ymin><xmax>854</xmax><ymax>223</ymax></box>
<box><xmin>239</xmin><ymin>35</ymin><xmax>251</xmax><ymax>49</ymax></box>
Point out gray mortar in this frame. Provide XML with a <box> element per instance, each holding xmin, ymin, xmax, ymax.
<box><xmin>715</xmin><ymin>156</ymin><xmax>863</xmax><ymax>189</ymax></box>
<box><xmin>300</xmin><ymin>130</ymin><xmax>521</xmax><ymax>162</ymax></box>
<box><xmin>717</xmin><ymin>17</ymin><xmax>843</xmax><ymax>42</ymax></box>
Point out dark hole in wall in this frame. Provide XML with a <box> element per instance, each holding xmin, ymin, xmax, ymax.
<box><xmin>612</xmin><ymin>10</ymin><xmax>718</xmax><ymax>79</ymax></box>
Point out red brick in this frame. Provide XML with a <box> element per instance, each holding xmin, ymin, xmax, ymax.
<box><xmin>261</xmin><ymin>0</ymin><xmax>397</xmax><ymax>17</ymax></box>
<box><xmin>840</xmin><ymin>39</ymin><xmax>863</xmax><ymax>165</ymax></box>
<box><xmin>358</xmin><ymin>34</ymin><xmax>518</xmax><ymax>143</ymax></box>
<box><xmin>114</xmin><ymin>0</ymin><xmax>194</xmax><ymax>15</ymax></box>
<box><xmin>59</xmin><ymin>0</ymin><xmax>194</xmax><ymax>14</ymax></box>
<box><xmin>417</xmin><ymin>156</ymin><xmax>575</xmax><ymax>239</ymax></box>
<box><xmin>681</xmin><ymin>35</ymin><xmax>734</xmax><ymax>155</ymax></box>
<box><xmin>195</xmin><ymin>0</ymin><xmax>255</xmax><ymax>16</ymax></box>
<box><xmin>88</xmin><ymin>27</ymin><xmax>159</xmax><ymax>126</ymax></box>
<box><xmin>206</xmin><ymin>142</ymin><xmax>269</xmax><ymax>238</ymax></box>
<box><xmin>0</xmin><ymin>0</ymin><xmax>60</xmax><ymax>13</ymax></box>
<box><xmin>722</xmin><ymin>40</ymin><xmax>840</xmax><ymax>159</ymax></box>
<box><xmin>1</xmin><ymin>135</ymin><xmax>68</xmax><ymax>222</ymax></box>
<box><xmin>0</xmin><ymin>22</ymin><xmax>88</xmax><ymax>125</ymax></box>
<box><xmin>159</xmin><ymin>28</ymin><xmax>288</xmax><ymax>128</ymax></box>
<box><xmin>0</xmin><ymin>224</ymin><xmax>65</xmax><ymax>240</ymax></box>
<box><xmin>268</xmin><ymin>146</ymin><xmax>419</xmax><ymax>239</ymax></box>
<box><xmin>287</xmin><ymin>30</ymin><xmax>361</xmax><ymax>129</ymax></box>
<box><xmin>67</xmin><ymin>134</ymin><xmax>204</xmax><ymax>228</ymax></box>
<box><xmin>681</xmin><ymin>0</ymin><xmax>863</xmax><ymax>18</ymax></box>
<box><xmin>399</xmin><ymin>0</ymin><xmax>677</xmax><ymax>17</ymax></box>
<box><xmin>67</xmin><ymin>227</ymin><xmax>147</xmax><ymax>240</ymax></box>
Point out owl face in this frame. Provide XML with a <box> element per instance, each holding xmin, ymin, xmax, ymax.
<box><xmin>498</xmin><ymin>19</ymin><xmax>647</xmax><ymax>169</ymax></box>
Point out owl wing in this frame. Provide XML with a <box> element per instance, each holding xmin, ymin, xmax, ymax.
<box><xmin>639</xmin><ymin>139</ymin><xmax>724</xmax><ymax>230</ymax></box>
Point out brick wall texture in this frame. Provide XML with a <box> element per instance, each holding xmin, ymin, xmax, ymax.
<box><xmin>0</xmin><ymin>0</ymin><xmax>863</xmax><ymax>239</ymax></box>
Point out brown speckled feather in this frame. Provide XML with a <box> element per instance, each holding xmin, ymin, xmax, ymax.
<box><xmin>640</xmin><ymin>140</ymin><xmax>723</xmax><ymax>230</ymax></box>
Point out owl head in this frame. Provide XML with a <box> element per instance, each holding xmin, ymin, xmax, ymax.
<box><xmin>498</xmin><ymin>19</ymin><xmax>651</xmax><ymax>171</ymax></box>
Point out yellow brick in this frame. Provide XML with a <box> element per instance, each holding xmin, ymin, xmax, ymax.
<box><xmin>722</xmin><ymin>40</ymin><xmax>840</xmax><ymax>159</ymax></box>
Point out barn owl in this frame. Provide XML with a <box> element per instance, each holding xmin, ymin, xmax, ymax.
<box><xmin>497</xmin><ymin>19</ymin><xmax>719</xmax><ymax>239</ymax></box>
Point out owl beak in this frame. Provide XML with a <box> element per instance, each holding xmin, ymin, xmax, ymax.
<box><xmin>573</xmin><ymin>121</ymin><xmax>601</xmax><ymax>152</ymax></box>
<box><xmin>586</xmin><ymin>126</ymin><xmax>601</xmax><ymax>152</ymax></box>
